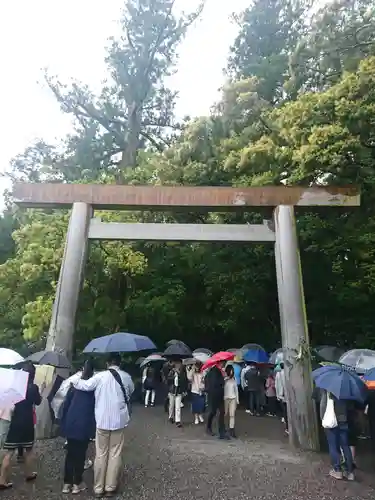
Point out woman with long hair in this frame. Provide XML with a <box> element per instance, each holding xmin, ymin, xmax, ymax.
<box><xmin>0</xmin><ymin>362</ymin><xmax>42</xmax><ymax>490</ymax></box>
<box><xmin>61</xmin><ymin>359</ymin><xmax>96</xmax><ymax>494</ymax></box>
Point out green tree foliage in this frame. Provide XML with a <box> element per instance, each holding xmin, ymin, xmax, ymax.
<box><xmin>1</xmin><ymin>0</ymin><xmax>375</xmax><ymax>353</ymax></box>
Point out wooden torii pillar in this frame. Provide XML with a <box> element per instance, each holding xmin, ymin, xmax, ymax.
<box><xmin>14</xmin><ymin>183</ymin><xmax>360</xmax><ymax>450</ymax></box>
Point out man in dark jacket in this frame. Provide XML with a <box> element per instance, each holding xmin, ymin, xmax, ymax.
<box><xmin>244</xmin><ymin>364</ymin><xmax>262</xmax><ymax>415</ymax></box>
<box><xmin>205</xmin><ymin>363</ymin><xmax>228</xmax><ymax>439</ymax></box>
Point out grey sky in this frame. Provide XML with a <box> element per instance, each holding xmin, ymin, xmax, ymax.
<box><xmin>0</xmin><ymin>0</ymin><xmax>249</xmax><ymax>202</ymax></box>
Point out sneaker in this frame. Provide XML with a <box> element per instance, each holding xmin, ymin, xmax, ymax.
<box><xmin>329</xmin><ymin>469</ymin><xmax>343</xmax><ymax>480</ymax></box>
<box><xmin>229</xmin><ymin>428</ymin><xmax>237</xmax><ymax>438</ymax></box>
<box><xmin>176</xmin><ymin>422</ymin><xmax>182</xmax><ymax>428</ymax></box>
<box><xmin>150</xmin><ymin>402</ymin><xmax>155</xmax><ymax>407</ymax></box>
<box><xmin>168</xmin><ymin>417</ymin><xmax>174</xmax><ymax>424</ymax></box>
<box><xmin>344</xmin><ymin>471</ymin><xmax>355</xmax><ymax>481</ymax></box>
<box><xmin>62</xmin><ymin>484</ymin><xmax>71</xmax><ymax>494</ymax></box>
<box><xmin>72</xmin><ymin>483</ymin><xmax>86</xmax><ymax>494</ymax></box>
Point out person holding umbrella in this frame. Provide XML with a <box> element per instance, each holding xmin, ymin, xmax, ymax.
<box><xmin>202</xmin><ymin>352</ymin><xmax>235</xmax><ymax>440</ymax></box>
<box><xmin>0</xmin><ymin>362</ymin><xmax>42</xmax><ymax>490</ymax></box>
<box><xmin>186</xmin><ymin>361</ymin><xmax>205</xmax><ymax>425</ymax></box>
<box><xmin>167</xmin><ymin>361</ymin><xmax>188</xmax><ymax>428</ymax></box>
<box><xmin>312</xmin><ymin>365</ymin><xmax>367</xmax><ymax>481</ymax></box>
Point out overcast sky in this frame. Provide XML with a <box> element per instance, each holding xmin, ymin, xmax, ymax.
<box><xmin>0</xmin><ymin>0</ymin><xmax>250</xmax><ymax>203</ymax></box>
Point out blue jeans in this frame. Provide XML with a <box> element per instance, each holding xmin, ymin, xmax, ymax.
<box><xmin>325</xmin><ymin>424</ymin><xmax>353</xmax><ymax>472</ymax></box>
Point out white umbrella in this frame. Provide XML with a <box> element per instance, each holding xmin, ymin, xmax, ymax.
<box><xmin>0</xmin><ymin>367</ymin><xmax>28</xmax><ymax>408</ymax></box>
<box><xmin>140</xmin><ymin>355</ymin><xmax>166</xmax><ymax>368</ymax></box>
<box><xmin>0</xmin><ymin>348</ymin><xmax>24</xmax><ymax>366</ymax></box>
<box><xmin>193</xmin><ymin>352</ymin><xmax>210</xmax><ymax>364</ymax></box>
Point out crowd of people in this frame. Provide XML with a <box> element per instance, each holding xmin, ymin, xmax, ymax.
<box><xmin>142</xmin><ymin>358</ymin><xmax>289</xmax><ymax>439</ymax></box>
<box><xmin>2</xmin><ymin>349</ymin><xmax>375</xmax><ymax>495</ymax></box>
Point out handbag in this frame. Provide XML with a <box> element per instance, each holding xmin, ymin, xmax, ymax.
<box><xmin>108</xmin><ymin>369</ymin><xmax>132</xmax><ymax>416</ymax></box>
<box><xmin>322</xmin><ymin>393</ymin><xmax>338</xmax><ymax>429</ymax></box>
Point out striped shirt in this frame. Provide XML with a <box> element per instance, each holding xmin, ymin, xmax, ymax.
<box><xmin>74</xmin><ymin>366</ymin><xmax>134</xmax><ymax>431</ymax></box>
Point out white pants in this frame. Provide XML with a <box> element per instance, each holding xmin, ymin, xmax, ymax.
<box><xmin>145</xmin><ymin>389</ymin><xmax>155</xmax><ymax>406</ymax></box>
<box><xmin>168</xmin><ymin>393</ymin><xmax>182</xmax><ymax>423</ymax></box>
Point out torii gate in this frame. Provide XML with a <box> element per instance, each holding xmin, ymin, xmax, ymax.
<box><xmin>13</xmin><ymin>183</ymin><xmax>360</xmax><ymax>450</ymax></box>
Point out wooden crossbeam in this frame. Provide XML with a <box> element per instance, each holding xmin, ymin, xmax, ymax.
<box><xmin>13</xmin><ymin>183</ymin><xmax>360</xmax><ymax>210</ymax></box>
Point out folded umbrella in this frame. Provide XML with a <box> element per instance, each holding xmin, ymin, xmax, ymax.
<box><xmin>0</xmin><ymin>367</ymin><xmax>29</xmax><ymax>408</ymax></box>
<box><xmin>201</xmin><ymin>351</ymin><xmax>235</xmax><ymax>372</ymax></box>
<box><xmin>27</xmin><ymin>350</ymin><xmax>71</xmax><ymax>369</ymax></box>
<box><xmin>83</xmin><ymin>332</ymin><xmax>156</xmax><ymax>353</ymax></box>
<box><xmin>312</xmin><ymin>365</ymin><xmax>367</xmax><ymax>403</ymax></box>
<box><xmin>163</xmin><ymin>343</ymin><xmax>192</xmax><ymax>359</ymax></box>
<box><xmin>0</xmin><ymin>348</ymin><xmax>25</xmax><ymax>366</ymax></box>
<box><xmin>243</xmin><ymin>349</ymin><xmax>269</xmax><ymax>364</ymax></box>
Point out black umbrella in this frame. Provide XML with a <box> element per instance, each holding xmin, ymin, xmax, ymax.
<box><xmin>27</xmin><ymin>350</ymin><xmax>71</xmax><ymax>369</ymax></box>
<box><xmin>313</xmin><ymin>346</ymin><xmax>346</xmax><ymax>363</ymax></box>
<box><xmin>163</xmin><ymin>343</ymin><xmax>192</xmax><ymax>359</ymax></box>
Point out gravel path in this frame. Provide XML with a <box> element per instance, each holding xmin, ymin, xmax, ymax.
<box><xmin>1</xmin><ymin>405</ymin><xmax>375</xmax><ymax>500</ymax></box>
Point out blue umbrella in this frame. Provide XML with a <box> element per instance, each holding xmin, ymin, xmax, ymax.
<box><xmin>363</xmin><ymin>368</ymin><xmax>375</xmax><ymax>381</ymax></box>
<box><xmin>243</xmin><ymin>349</ymin><xmax>269</xmax><ymax>364</ymax></box>
<box><xmin>312</xmin><ymin>365</ymin><xmax>367</xmax><ymax>403</ymax></box>
<box><xmin>83</xmin><ymin>332</ymin><xmax>156</xmax><ymax>353</ymax></box>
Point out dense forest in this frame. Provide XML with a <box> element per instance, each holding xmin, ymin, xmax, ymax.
<box><xmin>1</xmin><ymin>0</ymin><xmax>375</xmax><ymax>355</ymax></box>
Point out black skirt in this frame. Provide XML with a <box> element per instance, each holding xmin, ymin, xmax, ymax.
<box><xmin>4</xmin><ymin>418</ymin><xmax>35</xmax><ymax>450</ymax></box>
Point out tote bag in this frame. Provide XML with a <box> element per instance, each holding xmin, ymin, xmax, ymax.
<box><xmin>322</xmin><ymin>393</ymin><xmax>338</xmax><ymax>429</ymax></box>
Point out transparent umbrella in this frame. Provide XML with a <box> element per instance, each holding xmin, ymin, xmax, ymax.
<box><xmin>269</xmin><ymin>348</ymin><xmax>284</xmax><ymax>365</ymax></box>
<box><xmin>242</xmin><ymin>343</ymin><xmax>265</xmax><ymax>352</ymax></box>
<box><xmin>339</xmin><ymin>349</ymin><xmax>375</xmax><ymax>374</ymax></box>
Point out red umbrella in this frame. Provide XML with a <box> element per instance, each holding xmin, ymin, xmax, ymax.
<box><xmin>201</xmin><ymin>351</ymin><xmax>235</xmax><ymax>371</ymax></box>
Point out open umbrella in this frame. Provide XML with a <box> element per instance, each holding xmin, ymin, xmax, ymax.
<box><xmin>193</xmin><ymin>352</ymin><xmax>210</xmax><ymax>364</ymax></box>
<box><xmin>83</xmin><ymin>332</ymin><xmax>156</xmax><ymax>353</ymax></box>
<box><xmin>243</xmin><ymin>349</ymin><xmax>269</xmax><ymax>364</ymax></box>
<box><xmin>193</xmin><ymin>348</ymin><xmax>213</xmax><ymax>356</ymax></box>
<box><xmin>0</xmin><ymin>367</ymin><xmax>29</xmax><ymax>408</ymax></box>
<box><xmin>242</xmin><ymin>343</ymin><xmax>265</xmax><ymax>352</ymax></box>
<box><xmin>140</xmin><ymin>355</ymin><xmax>166</xmax><ymax>368</ymax></box>
<box><xmin>314</xmin><ymin>345</ymin><xmax>345</xmax><ymax>363</ymax></box>
<box><xmin>163</xmin><ymin>343</ymin><xmax>192</xmax><ymax>359</ymax></box>
<box><xmin>269</xmin><ymin>348</ymin><xmax>284</xmax><ymax>365</ymax></box>
<box><xmin>201</xmin><ymin>351</ymin><xmax>235</xmax><ymax>371</ymax></box>
<box><xmin>27</xmin><ymin>350</ymin><xmax>71</xmax><ymax>369</ymax></box>
<box><xmin>312</xmin><ymin>365</ymin><xmax>367</xmax><ymax>403</ymax></box>
<box><xmin>339</xmin><ymin>349</ymin><xmax>375</xmax><ymax>374</ymax></box>
<box><xmin>0</xmin><ymin>348</ymin><xmax>24</xmax><ymax>366</ymax></box>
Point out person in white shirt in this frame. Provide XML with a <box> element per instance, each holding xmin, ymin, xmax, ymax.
<box><xmin>186</xmin><ymin>362</ymin><xmax>205</xmax><ymax>425</ymax></box>
<box><xmin>73</xmin><ymin>353</ymin><xmax>134</xmax><ymax>498</ymax></box>
<box><xmin>224</xmin><ymin>365</ymin><xmax>239</xmax><ymax>438</ymax></box>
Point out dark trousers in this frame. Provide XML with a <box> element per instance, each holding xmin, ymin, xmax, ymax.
<box><xmin>281</xmin><ymin>401</ymin><xmax>288</xmax><ymax>428</ymax></box>
<box><xmin>267</xmin><ymin>396</ymin><xmax>277</xmax><ymax>415</ymax></box>
<box><xmin>247</xmin><ymin>390</ymin><xmax>261</xmax><ymax>414</ymax></box>
<box><xmin>64</xmin><ymin>438</ymin><xmax>89</xmax><ymax>485</ymax></box>
<box><xmin>325</xmin><ymin>425</ymin><xmax>353</xmax><ymax>473</ymax></box>
<box><xmin>207</xmin><ymin>401</ymin><xmax>225</xmax><ymax>436</ymax></box>
<box><xmin>17</xmin><ymin>447</ymin><xmax>23</xmax><ymax>457</ymax></box>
